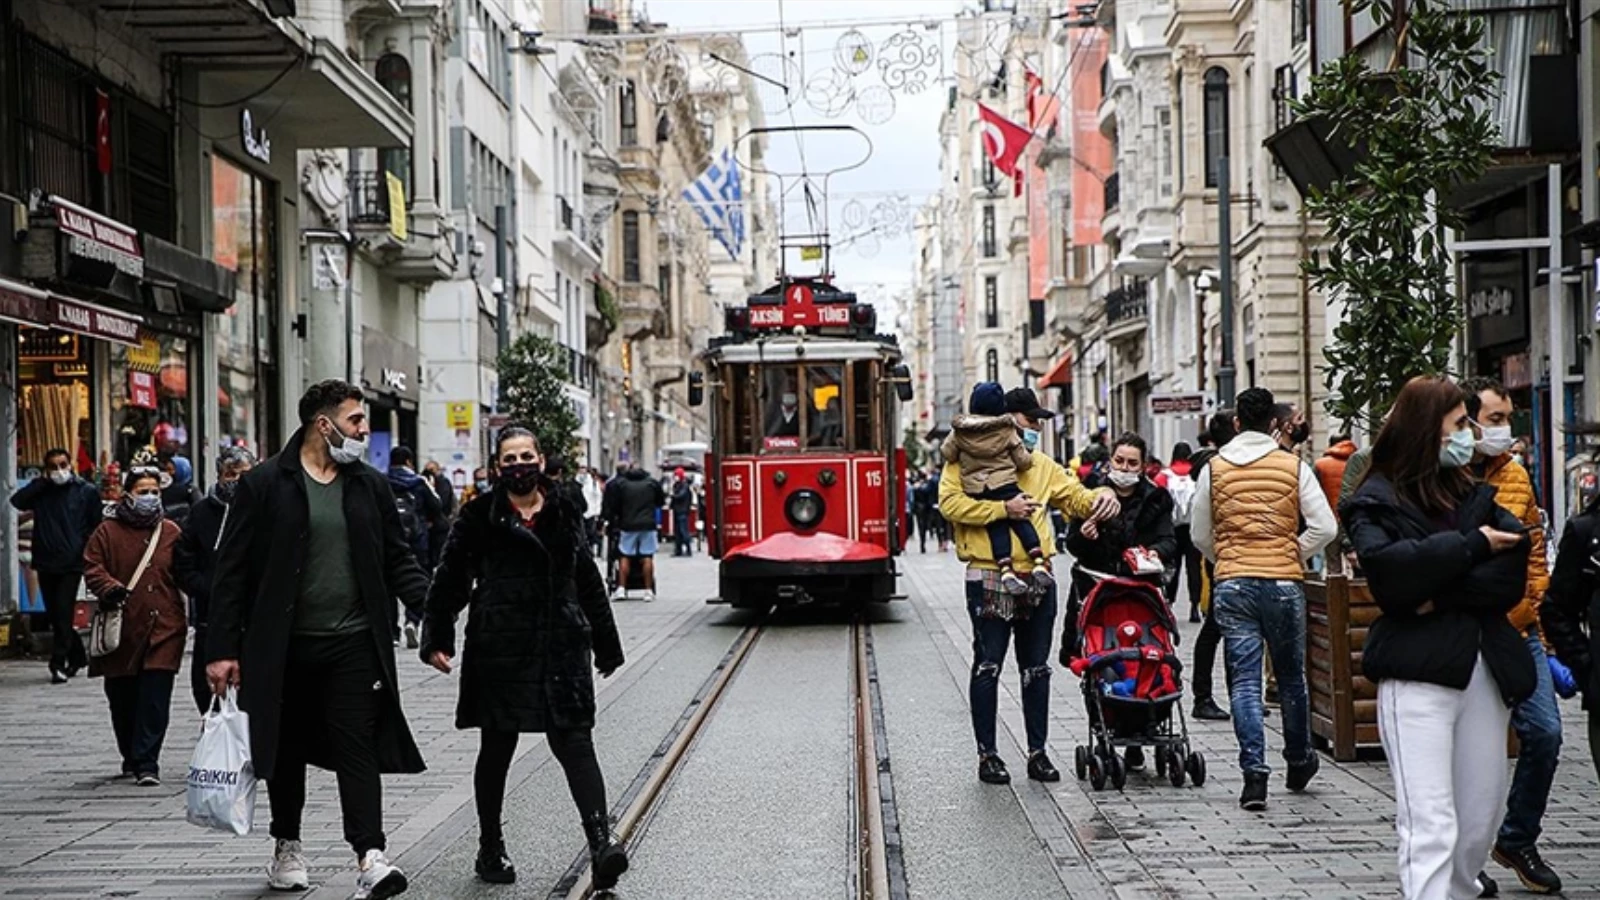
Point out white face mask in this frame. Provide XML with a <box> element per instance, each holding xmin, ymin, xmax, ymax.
<box><xmin>48</xmin><ymin>469</ymin><xmax>72</xmax><ymax>486</ymax></box>
<box><xmin>1108</xmin><ymin>470</ymin><xmax>1142</xmax><ymax>490</ymax></box>
<box><xmin>322</xmin><ymin>418</ymin><xmax>368</xmax><ymax>465</ymax></box>
<box><xmin>782</xmin><ymin>392</ymin><xmax>798</xmax><ymax>410</ymax></box>
<box><xmin>1476</xmin><ymin>424</ymin><xmax>1514</xmax><ymax>458</ymax></box>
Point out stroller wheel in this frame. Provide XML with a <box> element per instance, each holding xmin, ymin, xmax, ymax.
<box><xmin>1186</xmin><ymin>751</ymin><xmax>1207</xmax><ymax>787</ymax></box>
<box><xmin>1167</xmin><ymin>749</ymin><xmax>1186</xmax><ymax>788</ymax></box>
<box><xmin>1087</xmin><ymin>755</ymin><xmax>1107</xmax><ymax>791</ymax></box>
<box><xmin>1107</xmin><ymin>753</ymin><xmax>1127</xmax><ymax>791</ymax></box>
<box><xmin>1154</xmin><ymin>748</ymin><xmax>1168</xmax><ymax>777</ymax></box>
<box><xmin>1074</xmin><ymin>745</ymin><xmax>1089</xmax><ymax>781</ymax></box>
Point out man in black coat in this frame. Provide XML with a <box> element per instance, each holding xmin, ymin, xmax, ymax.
<box><xmin>173</xmin><ymin>445</ymin><xmax>255</xmax><ymax>714</ymax></box>
<box><xmin>207</xmin><ymin>380</ymin><xmax>428</xmax><ymax>899</ymax></box>
<box><xmin>422</xmin><ymin>459</ymin><xmax>456</xmax><ymax>567</ymax></box>
<box><xmin>10</xmin><ymin>447</ymin><xmax>102</xmax><ymax>683</ymax></box>
<box><xmin>388</xmin><ymin>446</ymin><xmax>441</xmax><ymax>649</ymax></box>
<box><xmin>603</xmin><ymin>465</ymin><xmax>665</xmax><ymax>600</ymax></box>
<box><xmin>670</xmin><ymin>468</ymin><xmax>694</xmax><ymax>557</ymax></box>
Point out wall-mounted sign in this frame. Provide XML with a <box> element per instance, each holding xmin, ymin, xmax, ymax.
<box><xmin>241</xmin><ymin>108</ymin><xmax>272</xmax><ymax>165</ymax></box>
<box><xmin>53</xmin><ymin>197</ymin><xmax>143</xmax><ymax>279</ymax></box>
<box><xmin>1149</xmin><ymin>392</ymin><xmax>1214</xmax><ymax>417</ymax></box>
<box><xmin>1463</xmin><ymin>254</ymin><xmax>1527</xmax><ymax>350</ymax></box>
<box><xmin>52</xmin><ymin>295</ymin><xmax>142</xmax><ymax>346</ymax></box>
<box><xmin>360</xmin><ymin>325</ymin><xmax>420</xmax><ymax>404</ymax></box>
<box><xmin>446</xmin><ymin>401</ymin><xmax>474</xmax><ymax>431</ymax></box>
<box><xmin>385</xmin><ymin>172</ymin><xmax>408</xmax><ymax>242</ymax></box>
<box><xmin>128</xmin><ymin>371</ymin><xmax>157</xmax><ymax>409</ymax></box>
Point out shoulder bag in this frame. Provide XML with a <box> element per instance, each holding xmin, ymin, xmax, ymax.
<box><xmin>89</xmin><ymin>524</ymin><xmax>164</xmax><ymax>659</ymax></box>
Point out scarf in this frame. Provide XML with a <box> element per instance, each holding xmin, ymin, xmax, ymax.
<box><xmin>116</xmin><ymin>495</ymin><xmax>165</xmax><ymax>529</ymax></box>
<box><xmin>968</xmin><ymin>567</ymin><xmax>1045</xmax><ymax>621</ymax></box>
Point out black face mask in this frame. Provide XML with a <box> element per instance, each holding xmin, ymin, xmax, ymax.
<box><xmin>1290</xmin><ymin>422</ymin><xmax>1311</xmax><ymax>446</ymax></box>
<box><xmin>500</xmin><ymin>462</ymin><xmax>542</xmax><ymax>495</ymax></box>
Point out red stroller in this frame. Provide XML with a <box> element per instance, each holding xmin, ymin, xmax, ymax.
<box><xmin>1068</xmin><ymin>569</ymin><xmax>1206</xmax><ymax>791</ymax></box>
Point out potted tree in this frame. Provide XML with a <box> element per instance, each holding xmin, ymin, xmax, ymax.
<box><xmin>1287</xmin><ymin>0</ymin><xmax>1499</xmax><ymax>759</ymax></box>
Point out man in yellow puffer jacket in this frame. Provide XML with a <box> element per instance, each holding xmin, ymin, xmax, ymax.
<box><xmin>938</xmin><ymin>386</ymin><xmax>1118</xmax><ymax>787</ymax></box>
<box><xmin>1463</xmin><ymin>376</ymin><xmax>1562</xmax><ymax>894</ymax></box>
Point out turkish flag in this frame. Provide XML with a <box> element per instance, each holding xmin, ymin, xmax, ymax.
<box><xmin>978</xmin><ymin>102</ymin><xmax>1030</xmax><ymax>198</ymax></box>
<box><xmin>96</xmin><ymin>90</ymin><xmax>111</xmax><ymax>174</ymax></box>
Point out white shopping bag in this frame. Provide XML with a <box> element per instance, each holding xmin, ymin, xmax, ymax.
<box><xmin>186</xmin><ymin>687</ymin><xmax>257</xmax><ymax>835</ymax></box>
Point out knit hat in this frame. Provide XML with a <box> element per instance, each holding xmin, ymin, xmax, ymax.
<box><xmin>969</xmin><ymin>382</ymin><xmax>1005</xmax><ymax>416</ymax></box>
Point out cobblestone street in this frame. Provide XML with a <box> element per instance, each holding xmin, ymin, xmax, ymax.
<box><xmin>3</xmin><ymin>551</ymin><xmax>1600</xmax><ymax>899</ymax></box>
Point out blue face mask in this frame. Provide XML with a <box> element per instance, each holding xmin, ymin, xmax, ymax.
<box><xmin>1439</xmin><ymin>428</ymin><xmax>1475</xmax><ymax>469</ymax></box>
<box><xmin>1020</xmin><ymin>428</ymin><xmax>1040</xmax><ymax>452</ymax></box>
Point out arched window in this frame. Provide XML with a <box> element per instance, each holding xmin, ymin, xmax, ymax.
<box><xmin>1203</xmin><ymin>67</ymin><xmax>1230</xmax><ymax>189</ymax></box>
<box><xmin>622</xmin><ymin>211</ymin><xmax>641</xmax><ymax>282</ymax></box>
<box><xmin>985</xmin><ymin>348</ymin><xmax>1000</xmax><ymax>383</ymax></box>
<box><xmin>375</xmin><ymin>54</ymin><xmax>413</xmax><ymax>198</ymax></box>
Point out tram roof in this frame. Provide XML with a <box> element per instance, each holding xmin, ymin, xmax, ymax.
<box><xmin>702</xmin><ymin>335</ymin><xmax>903</xmax><ymax>364</ymax></box>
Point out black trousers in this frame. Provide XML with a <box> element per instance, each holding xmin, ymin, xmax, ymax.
<box><xmin>269</xmin><ymin>633</ymin><xmax>386</xmax><ymax>857</ymax></box>
<box><xmin>476</xmin><ymin>728</ymin><xmax>608</xmax><ymax>845</ymax></box>
<box><xmin>1191</xmin><ymin>601</ymin><xmax>1223</xmax><ymax>702</ymax></box>
<box><xmin>104</xmin><ymin>670</ymin><xmax>176</xmax><ymax>776</ymax></box>
<box><xmin>37</xmin><ymin>570</ymin><xmax>87</xmax><ymax>672</ymax></box>
<box><xmin>1167</xmin><ymin>526</ymin><xmax>1192</xmax><ymax>605</ymax></box>
<box><xmin>190</xmin><ymin>625</ymin><xmax>212</xmax><ymax>715</ymax></box>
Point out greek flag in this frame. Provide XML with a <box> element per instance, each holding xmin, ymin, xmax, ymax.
<box><xmin>682</xmin><ymin>146</ymin><xmax>744</xmax><ymax>261</ymax></box>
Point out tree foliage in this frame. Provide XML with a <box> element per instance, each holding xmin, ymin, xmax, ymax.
<box><xmin>901</xmin><ymin>424</ymin><xmax>927</xmax><ymax>472</ymax></box>
<box><xmin>1294</xmin><ymin>0</ymin><xmax>1499</xmax><ymax>431</ymax></box>
<box><xmin>497</xmin><ymin>332</ymin><xmax>582</xmax><ymax>461</ymax></box>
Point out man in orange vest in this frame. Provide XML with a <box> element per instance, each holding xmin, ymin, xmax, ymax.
<box><xmin>1192</xmin><ymin>387</ymin><xmax>1337</xmax><ymax>812</ymax></box>
<box><xmin>1463</xmin><ymin>376</ymin><xmax>1562</xmax><ymax>895</ymax></box>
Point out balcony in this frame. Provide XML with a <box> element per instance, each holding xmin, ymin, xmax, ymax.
<box><xmin>346</xmin><ymin>171</ymin><xmax>457</xmax><ymax>283</ymax></box>
<box><xmin>617</xmin><ymin>282</ymin><xmax>668</xmax><ymax>340</ymax></box>
<box><xmin>1103</xmin><ymin>172</ymin><xmax>1120</xmax><ymax>211</ymax></box>
<box><xmin>588</xmin><ymin>0</ymin><xmax>620</xmax><ymax>33</ymax></box>
<box><xmin>555</xmin><ymin>196</ymin><xmax>603</xmax><ymax>268</ymax></box>
<box><xmin>1105</xmin><ymin>279</ymin><xmax>1148</xmax><ymax>340</ymax></box>
<box><xmin>561</xmin><ymin>343</ymin><xmax>602</xmax><ymax>390</ymax></box>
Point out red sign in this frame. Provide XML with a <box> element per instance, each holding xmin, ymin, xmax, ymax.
<box><xmin>128</xmin><ymin>371</ymin><xmax>157</xmax><ymax>409</ymax></box>
<box><xmin>763</xmin><ymin>435</ymin><xmax>800</xmax><ymax>450</ymax></box>
<box><xmin>747</xmin><ymin>284</ymin><xmax>855</xmax><ymax>330</ymax></box>
<box><xmin>96</xmin><ymin>90</ymin><xmax>112</xmax><ymax>175</ymax></box>
<box><xmin>0</xmin><ymin>278</ymin><xmax>52</xmax><ymax>327</ymax></box>
<box><xmin>52</xmin><ymin>196</ymin><xmax>143</xmax><ymax>278</ymax></box>
<box><xmin>52</xmin><ymin>296</ymin><xmax>142</xmax><ymax>347</ymax></box>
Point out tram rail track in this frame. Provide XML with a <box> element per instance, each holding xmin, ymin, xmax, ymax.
<box><xmin>550</xmin><ymin>614</ymin><xmax>905</xmax><ymax>900</ymax></box>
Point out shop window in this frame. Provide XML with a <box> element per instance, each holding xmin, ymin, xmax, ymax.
<box><xmin>17</xmin><ymin>331</ymin><xmax>93</xmax><ymax>472</ymax></box>
<box><xmin>1203</xmin><ymin>67</ymin><xmax>1230</xmax><ymax>189</ymax></box>
<box><xmin>109</xmin><ymin>331</ymin><xmax>194</xmax><ymax>468</ymax></box>
<box><xmin>211</xmin><ymin>155</ymin><xmax>280</xmax><ymax>456</ymax></box>
<box><xmin>375</xmin><ymin>53</ymin><xmax>413</xmax><ymax>197</ymax></box>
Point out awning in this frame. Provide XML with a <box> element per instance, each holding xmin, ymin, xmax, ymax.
<box><xmin>1038</xmin><ymin>353</ymin><xmax>1073</xmax><ymax>389</ymax></box>
<box><xmin>0</xmin><ymin>277</ymin><xmax>143</xmax><ymax>347</ymax></box>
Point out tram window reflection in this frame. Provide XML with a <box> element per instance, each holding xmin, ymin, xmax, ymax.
<box><xmin>762</xmin><ymin>368</ymin><xmax>802</xmax><ymax>446</ymax></box>
<box><xmin>808</xmin><ymin>365</ymin><xmax>844</xmax><ymax>448</ymax></box>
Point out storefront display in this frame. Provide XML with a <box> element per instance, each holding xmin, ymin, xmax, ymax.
<box><xmin>109</xmin><ymin>331</ymin><xmax>193</xmax><ymax>466</ymax></box>
<box><xmin>211</xmin><ymin>154</ymin><xmax>278</xmax><ymax>455</ymax></box>
<box><xmin>16</xmin><ymin>331</ymin><xmax>92</xmax><ymax>471</ymax></box>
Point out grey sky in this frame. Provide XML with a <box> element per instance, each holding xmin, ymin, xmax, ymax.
<box><xmin>648</xmin><ymin>0</ymin><xmax>965</xmax><ymax>300</ymax></box>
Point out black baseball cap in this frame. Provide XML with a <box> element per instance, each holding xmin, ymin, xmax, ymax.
<box><xmin>1003</xmin><ymin>387</ymin><xmax>1055</xmax><ymax>420</ymax></box>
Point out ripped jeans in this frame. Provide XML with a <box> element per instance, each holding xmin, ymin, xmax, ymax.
<box><xmin>968</xmin><ymin>578</ymin><xmax>1058</xmax><ymax>757</ymax></box>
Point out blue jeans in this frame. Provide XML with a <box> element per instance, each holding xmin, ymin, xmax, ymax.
<box><xmin>1499</xmin><ymin>630</ymin><xmax>1562</xmax><ymax>850</ymax></box>
<box><xmin>673</xmin><ymin>511</ymin><xmax>692</xmax><ymax>556</ymax></box>
<box><xmin>1213</xmin><ymin>578</ymin><xmax>1313</xmax><ymax>776</ymax></box>
<box><xmin>968</xmin><ymin>580</ymin><xmax>1057</xmax><ymax>756</ymax></box>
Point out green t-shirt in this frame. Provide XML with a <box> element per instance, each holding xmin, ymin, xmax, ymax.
<box><xmin>293</xmin><ymin>472</ymin><xmax>370</xmax><ymax>636</ymax></box>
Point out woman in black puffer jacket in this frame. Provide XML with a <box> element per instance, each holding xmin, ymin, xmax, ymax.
<box><xmin>421</xmin><ymin>426</ymin><xmax>628</xmax><ymax>890</ymax></box>
<box><xmin>1342</xmin><ymin>376</ymin><xmax>1533</xmax><ymax>900</ymax></box>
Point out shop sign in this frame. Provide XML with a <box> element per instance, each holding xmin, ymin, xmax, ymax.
<box><xmin>386</xmin><ymin>173</ymin><xmax>408</xmax><ymax>242</ymax></box>
<box><xmin>241</xmin><ymin>108</ymin><xmax>271</xmax><ymax>165</ymax></box>
<box><xmin>446</xmin><ymin>401</ymin><xmax>474</xmax><ymax>431</ymax></box>
<box><xmin>1149</xmin><ymin>392</ymin><xmax>1214</xmax><ymax>417</ymax></box>
<box><xmin>1463</xmin><ymin>254</ymin><xmax>1527</xmax><ymax>350</ymax></box>
<box><xmin>0</xmin><ymin>278</ymin><xmax>53</xmax><ymax>326</ymax></box>
<box><xmin>1502</xmin><ymin>352</ymin><xmax>1533</xmax><ymax>391</ymax></box>
<box><xmin>360</xmin><ymin>325</ymin><xmax>420</xmax><ymax>404</ymax></box>
<box><xmin>128</xmin><ymin>371</ymin><xmax>157</xmax><ymax>410</ymax></box>
<box><xmin>126</xmin><ymin>337</ymin><xmax>162</xmax><ymax>373</ymax></box>
<box><xmin>52</xmin><ymin>296</ymin><xmax>142</xmax><ymax>347</ymax></box>
<box><xmin>53</xmin><ymin>197</ymin><xmax>143</xmax><ymax>279</ymax></box>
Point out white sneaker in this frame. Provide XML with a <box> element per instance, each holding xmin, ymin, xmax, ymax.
<box><xmin>266</xmin><ymin>839</ymin><xmax>310</xmax><ymax>892</ymax></box>
<box><xmin>610</xmin><ymin>587</ymin><xmax>626</xmax><ymax>601</ymax></box>
<box><xmin>353</xmin><ymin>848</ymin><xmax>407</xmax><ymax>899</ymax></box>
<box><xmin>642</xmin><ymin>590</ymin><xmax>655</xmax><ymax>602</ymax></box>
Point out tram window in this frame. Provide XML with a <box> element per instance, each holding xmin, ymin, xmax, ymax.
<box><xmin>808</xmin><ymin>365</ymin><xmax>844</xmax><ymax>449</ymax></box>
<box><xmin>762</xmin><ymin>367</ymin><xmax>803</xmax><ymax>448</ymax></box>
<box><xmin>726</xmin><ymin>363</ymin><xmax>757</xmax><ymax>453</ymax></box>
<box><xmin>851</xmin><ymin>361</ymin><xmax>876</xmax><ymax>451</ymax></box>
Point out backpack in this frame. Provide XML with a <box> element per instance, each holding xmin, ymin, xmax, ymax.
<box><xmin>394</xmin><ymin>488</ymin><xmax>423</xmax><ymax>546</ymax></box>
<box><xmin>1167</xmin><ymin>470</ymin><xmax>1197</xmax><ymax>526</ymax></box>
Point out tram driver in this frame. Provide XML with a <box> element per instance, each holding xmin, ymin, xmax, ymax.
<box><xmin>766</xmin><ymin>382</ymin><xmax>802</xmax><ymax>439</ymax></box>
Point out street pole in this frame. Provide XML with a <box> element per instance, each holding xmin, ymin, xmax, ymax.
<box><xmin>1217</xmin><ymin>155</ymin><xmax>1236</xmax><ymax>407</ymax></box>
<box><xmin>1547</xmin><ymin>163</ymin><xmax>1567</xmax><ymax>535</ymax></box>
<box><xmin>495</xmin><ymin>203</ymin><xmax>510</xmax><ymax>372</ymax></box>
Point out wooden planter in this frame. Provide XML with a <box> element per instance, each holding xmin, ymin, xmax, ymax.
<box><xmin>1305</xmin><ymin>572</ymin><xmax>1382</xmax><ymax>760</ymax></box>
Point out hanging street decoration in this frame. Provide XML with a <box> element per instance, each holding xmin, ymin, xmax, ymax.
<box><xmin>877</xmin><ymin>29</ymin><xmax>940</xmax><ymax>94</ymax></box>
<box><xmin>805</xmin><ymin>68</ymin><xmax>856</xmax><ymax>118</ymax></box>
<box><xmin>835</xmin><ymin>29</ymin><xmax>874</xmax><ymax>76</ymax></box>
<box><xmin>855</xmin><ymin>85</ymin><xmax>896</xmax><ymax>125</ymax></box>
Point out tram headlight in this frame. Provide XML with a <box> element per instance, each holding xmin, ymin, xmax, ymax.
<box><xmin>785</xmin><ymin>489</ymin><xmax>825</xmax><ymax>529</ymax></box>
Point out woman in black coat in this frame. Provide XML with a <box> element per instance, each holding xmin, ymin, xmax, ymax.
<box><xmin>1064</xmin><ymin>432</ymin><xmax>1177</xmax><ymax>594</ymax></box>
<box><xmin>1342</xmin><ymin>376</ymin><xmax>1534</xmax><ymax>900</ymax></box>
<box><xmin>421</xmin><ymin>426</ymin><xmax>627</xmax><ymax>889</ymax></box>
<box><xmin>1541</xmin><ymin>464</ymin><xmax>1600</xmax><ymax>780</ymax></box>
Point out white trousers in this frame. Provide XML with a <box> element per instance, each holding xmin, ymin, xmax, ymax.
<box><xmin>1378</xmin><ymin>655</ymin><xmax>1511</xmax><ymax>900</ymax></box>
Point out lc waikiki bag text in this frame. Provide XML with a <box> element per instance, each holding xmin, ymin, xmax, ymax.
<box><xmin>186</xmin><ymin>688</ymin><xmax>257</xmax><ymax>835</ymax></box>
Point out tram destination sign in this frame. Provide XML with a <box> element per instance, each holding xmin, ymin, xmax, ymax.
<box><xmin>746</xmin><ymin>283</ymin><xmax>856</xmax><ymax>330</ymax></box>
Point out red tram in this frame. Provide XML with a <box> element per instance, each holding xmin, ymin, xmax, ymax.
<box><xmin>689</xmin><ymin>278</ymin><xmax>913</xmax><ymax>609</ymax></box>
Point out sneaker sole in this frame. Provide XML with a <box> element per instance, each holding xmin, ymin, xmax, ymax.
<box><xmin>1240</xmin><ymin>799</ymin><xmax>1268</xmax><ymax>812</ymax></box>
<box><xmin>475</xmin><ymin>869</ymin><xmax>516</xmax><ymax>885</ymax></box>
<box><xmin>366</xmin><ymin>870</ymin><xmax>408</xmax><ymax>899</ymax></box>
<box><xmin>267</xmin><ymin>879</ymin><xmax>310</xmax><ymax>892</ymax></box>
<box><xmin>593</xmin><ymin>848</ymin><xmax>630</xmax><ymax>890</ymax></box>
<box><xmin>1490</xmin><ymin>849</ymin><xmax>1561</xmax><ymax>894</ymax></box>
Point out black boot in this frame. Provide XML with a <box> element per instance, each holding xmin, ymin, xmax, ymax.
<box><xmin>583</xmin><ymin>811</ymin><xmax>630</xmax><ymax>891</ymax></box>
<box><xmin>475</xmin><ymin>836</ymin><xmax>515</xmax><ymax>884</ymax></box>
